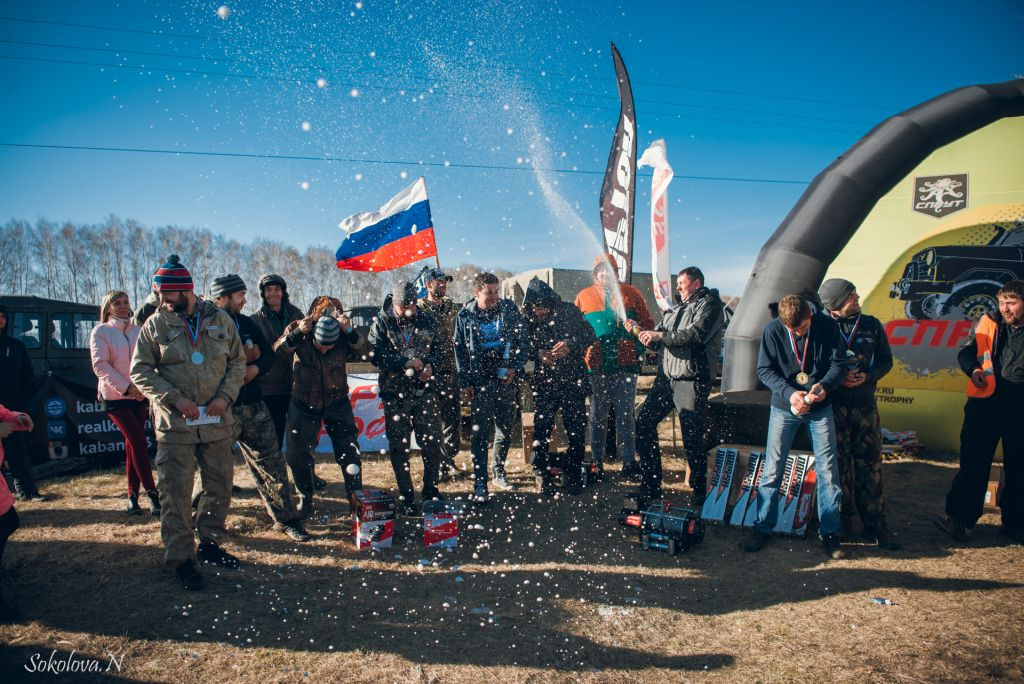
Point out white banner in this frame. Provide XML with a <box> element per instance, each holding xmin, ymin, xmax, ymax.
<box><xmin>315</xmin><ymin>373</ymin><xmax>390</xmax><ymax>453</ymax></box>
<box><xmin>638</xmin><ymin>139</ymin><xmax>674</xmax><ymax>312</ymax></box>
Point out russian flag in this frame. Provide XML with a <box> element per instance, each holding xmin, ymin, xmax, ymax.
<box><xmin>336</xmin><ymin>177</ymin><xmax>438</xmax><ymax>271</ymax></box>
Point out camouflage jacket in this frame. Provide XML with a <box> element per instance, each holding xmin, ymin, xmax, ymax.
<box><xmin>418</xmin><ymin>296</ymin><xmax>458</xmax><ymax>373</ymax></box>
<box><xmin>130</xmin><ymin>299</ymin><xmax>246</xmax><ymax>444</ymax></box>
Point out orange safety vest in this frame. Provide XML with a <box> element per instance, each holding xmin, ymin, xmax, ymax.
<box><xmin>966</xmin><ymin>315</ymin><xmax>998</xmax><ymax>398</ymax></box>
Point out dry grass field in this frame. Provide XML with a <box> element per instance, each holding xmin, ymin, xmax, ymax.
<box><xmin>1</xmin><ymin>426</ymin><xmax>1022</xmax><ymax>683</ymax></box>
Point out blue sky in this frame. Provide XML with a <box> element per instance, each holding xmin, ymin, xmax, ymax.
<box><xmin>1</xmin><ymin>0</ymin><xmax>1021</xmax><ymax>294</ymax></box>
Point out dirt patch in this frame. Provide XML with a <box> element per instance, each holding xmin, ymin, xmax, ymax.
<box><xmin>1</xmin><ymin>430</ymin><xmax>1022</xmax><ymax>682</ymax></box>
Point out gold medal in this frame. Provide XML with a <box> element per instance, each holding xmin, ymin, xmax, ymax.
<box><xmin>796</xmin><ymin>372</ymin><xmax>810</xmax><ymax>386</ymax></box>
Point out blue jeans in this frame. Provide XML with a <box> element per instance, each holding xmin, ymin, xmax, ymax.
<box><xmin>753</xmin><ymin>404</ymin><xmax>842</xmax><ymax>536</ymax></box>
<box><xmin>588</xmin><ymin>372</ymin><xmax>637</xmax><ymax>465</ymax></box>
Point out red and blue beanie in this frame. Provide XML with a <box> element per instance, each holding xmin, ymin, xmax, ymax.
<box><xmin>153</xmin><ymin>254</ymin><xmax>194</xmax><ymax>292</ymax></box>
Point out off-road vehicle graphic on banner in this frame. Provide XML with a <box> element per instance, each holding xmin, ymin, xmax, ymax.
<box><xmin>890</xmin><ymin>221</ymin><xmax>1024</xmax><ymax>320</ymax></box>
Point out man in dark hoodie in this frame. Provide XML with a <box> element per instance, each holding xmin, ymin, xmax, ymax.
<box><xmin>454</xmin><ymin>272</ymin><xmax>530</xmax><ymax>504</ymax></box>
<box><xmin>630</xmin><ymin>267</ymin><xmax>724</xmax><ymax>506</ymax></box>
<box><xmin>0</xmin><ymin>305</ymin><xmax>45</xmax><ymax>502</ymax></box>
<box><xmin>818</xmin><ymin>278</ymin><xmax>899</xmax><ymax>550</ymax></box>
<box><xmin>211</xmin><ymin>274</ymin><xmax>309</xmax><ymax>542</ymax></box>
<box><xmin>368</xmin><ymin>281</ymin><xmax>446</xmax><ymax>516</ymax></box>
<box><xmin>522</xmin><ymin>278</ymin><xmax>596</xmax><ymax>496</ymax></box>
<box><xmin>744</xmin><ymin>294</ymin><xmax>847</xmax><ymax>560</ymax></box>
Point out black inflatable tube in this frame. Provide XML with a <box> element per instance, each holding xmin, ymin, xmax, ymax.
<box><xmin>721</xmin><ymin>78</ymin><xmax>1024</xmax><ymax>393</ymax></box>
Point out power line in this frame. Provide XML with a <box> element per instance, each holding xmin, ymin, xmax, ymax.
<box><xmin>0</xmin><ymin>14</ymin><xmax>895</xmax><ymax>112</ymax></box>
<box><xmin>0</xmin><ymin>142</ymin><xmax>812</xmax><ymax>185</ymax></box>
<box><xmin>0</xmin><ymin>54</ymin><xmax>864</xmax><ymax>134</ymax></box>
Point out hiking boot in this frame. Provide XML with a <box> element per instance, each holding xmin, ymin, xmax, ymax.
<box><xmin>821</xmin><ymin>533</ymin><xmax>845</xmax><ymax>560</ymax></box>
<box><xmin>492</xmin><ymin>473</ymin><xmax>513</xmax><ymax>492</ymax></box>
<box><xmin>397</xmin><ymin>498</ymin><xmax>421</xmax><ymax>517</ymax></box>
<box><xmin>620</xmin><ymin>462</ymin><xmax>641</xmax><ymax>483</ymax></box>
<box><xmin>421</xmin><ymin>487</ymin><xmax>443</xmax><ymax>502</ymax></box>
<box><xmin>197</xmin><ymin>541</ymin><xmax>240</xmax><ymax>570</ymax></box>
<box><xmin>472</xmin><ymin>481</ymin><xmax>490</xmax><ymax>505</ymax></box>
<box><xmin>275</xmin><ymin>521</ymin><xmax>311</xmax><ymax>542</ymax></box>
<box><xmin>439</xmin><ymin>463</ymin><xmax>467</xmax><ymax>482</ymax></box>
<box><xmin>312</xmin><ymin>473</ymin><xmax>328</xmax><ymax>490</ymax></box>
<box><xmin>934</xmin><ymin>515</ymin><xmax>970</xmax><ymax>542</ymax></box>
<box><xmin>743</xmin><ymin>530</ymin><xmax>771</xmax><ymax>552</ymax></box>
<box><xmin>174</xmin><ymin>559</ymin><xmax>203</xmax><ymax>591</ymax></box>
<box><xmin>126</xmin><ymin>494</ymin><xmax>142</xmax><ymax>516</ymax></box>
<box><xmin>147</xmin><ymin>491</ymin><xmax>162</xmax><ymax>517</ymax></box>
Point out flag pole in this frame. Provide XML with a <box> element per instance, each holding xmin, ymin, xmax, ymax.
<box><xmin>418</xmin><ymin>175</ymin><xmax>443</xmax><ymax>270</ymax></box>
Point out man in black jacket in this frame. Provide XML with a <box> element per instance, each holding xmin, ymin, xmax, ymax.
<box><xmin>368</xmin><ymin>282</ymin><xmax>446</xmax><ymax>515</ymax></box>
<box><xmin>818</xmin><ymin>278</ymin><xmax>899</xmax><ymax>550</ymax></box>
<box><xmin>0</xmin><ymin>305</ymin><xmax>45</xmax><ymax>502</ymax></box>
<box><xmin>936</xmin><ymin>279</ymin><xmax>1024</xmax><ymax>544</ymax></box>
<box><xmin>522</xmin><ymin>278</ymin><xmax>596</xmax><ymax>496</ymax></box>
<box><xmin>744</xmin><ymin>294</ymin><xmax>847</xmax><ymax>559</ymax></box>
<box><xmin>212</xmin><ymin>275</ymin><xmax>309</xmax><ymax>541</ymax></box>
<box><xmin>631</xmin><ymin>268</ymin><xmax>724</xmax><ymax>505</ymax></box>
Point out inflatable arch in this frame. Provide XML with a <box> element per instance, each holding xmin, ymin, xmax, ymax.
<box><xmin>722</xmin><ymin>78</ymin><xmax>1024</xmax><ymax>451</ymax></box>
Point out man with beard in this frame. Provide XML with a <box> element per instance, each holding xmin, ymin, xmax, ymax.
<box><xmin>455</xmin><ymin>272</ymin><xmax>530</xmax><ymax>503</ymax></box>
<box><xmin>818</xmin><ymin>278</ymin><xmax>899</xmax><ymax>550</ymax></box>
<box><xmin>369</xmin><ymin>281</ymin><xmax>446</xmax><ymax>515</ymax></box>
<box><xmin>130</xmin><ymin>255</ymin><xmax>246</xmax><ymax>590</ymax></box>
<box><xmin>522</xmin><ymin>278</ymin><xmax>595</xmax><ymax>496</ymax></box>
<box><xmin>418</xmin><ymin>267</ymin><xmax>468</xmax><ymax>481</ymax></box>
<box><xmin>936</xmin><ymin>280</ymin><xmax>1024</xmax><ymax>544</ymax></box>
<box><xmin>631</xmin><ymin>267</ymin><xmax>724</xmax><ymax>507</ymax></box>
<box><xmin>211</xmin><ymin>274</ymin><xmax>309</xmax><ymax>542</ymax></box>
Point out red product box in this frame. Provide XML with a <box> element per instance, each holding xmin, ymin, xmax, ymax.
<box><xmin>422</xmin><ymin>501</ymin><xmax>468</xmax><ymax>548</ymax></box>
<box><xmin>351</xmin><ymin>488</ymin><xmax>396</xmax><ymax>550</ymax></box>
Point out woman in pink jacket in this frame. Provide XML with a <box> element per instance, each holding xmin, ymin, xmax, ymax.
<box><xmin>0</xmin><ymin>403</ymin><xmax>31</xmax><ymax>622</ymax></box>
<box><xmin>89</xmin><ymin>290</ymin><xmax>159</xmax><ymax>516</ymax></box>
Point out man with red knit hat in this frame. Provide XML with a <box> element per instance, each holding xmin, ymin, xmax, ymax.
<box><xmin>575</xmin><ymin>254</ymin><xmax>654</xmax><ymax>480</ymax></box>
<box><xmin>131</xmin><ymin>255</ymin><xmax>246</xmax><ymax>591</ymax></box>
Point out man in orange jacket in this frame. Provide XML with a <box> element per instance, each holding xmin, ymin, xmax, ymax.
<box><xmin>935</xmin><ymin>280</ymin><xmax>1024</xmax><ymax>544</ymax></box>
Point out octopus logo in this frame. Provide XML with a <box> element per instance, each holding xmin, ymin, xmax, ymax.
<box><xmin>913</xmin><ymin>174</ymin><xmax>968</xmax><ymax>218</ymax></box>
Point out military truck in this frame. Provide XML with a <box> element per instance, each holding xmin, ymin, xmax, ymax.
<box><xmin>890</xmin><ymin>223</ymin><xmax>1024</xmax><ymax>320</ymax></box>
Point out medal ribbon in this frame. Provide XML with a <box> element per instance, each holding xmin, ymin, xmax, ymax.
<box><xmin>788</xmin><ymin>328</ymin><xmax>810</xmax><ymax>373</ymax></box>
<box><xmin>181</xmin><ymin>307</ymin><xmax>204</xmax><ymax>355</ymax></box>
<box><xmin>837</xmin><ymin>314</ymin><xmax>861</xmax><ymax>349</ymax></box>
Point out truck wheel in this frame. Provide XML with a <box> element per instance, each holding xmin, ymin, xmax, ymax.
<box><xmin>906</xmin><ymin>294</ymin><xmax>944</xmax><ymax>320</ymax></box>
<box><xmin>951</xmin><ymin>287</ymin><xmax>998</xmax><ymax>321</ymax></box>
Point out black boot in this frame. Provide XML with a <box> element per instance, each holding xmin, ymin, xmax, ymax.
<box><xmin>174</xmin><ymin>559</ymin><xmax>203</xmax><ymax>591</ymax></box>
<box><xmin>197</xmin><ymin>541</ymin><xmax>241</xmax><ymax>570</ymax></box>
<box><xmin>126</xmin><ymin>494</ymin><xmax>142</xmax><ymax>516</ymax></box>
<box><xmin>147</xmin><ymin>491</ymin><xmax>161</xmax><ymax>517</ymax></box>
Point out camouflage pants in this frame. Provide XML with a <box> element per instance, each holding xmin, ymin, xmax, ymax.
<box><xmin>833</xmin><ymin>403</ymin><xmax>888</xmax><ymax>532</ymax></box>
<box><xmin>233</xmin><ymin>402</ymin><xmax>300</xmax><ymax>525</ymax></box>
<box><xmin>154</xmin><ymin>436</ymin><xmax>234</xmax><ymax>566</ymax></box>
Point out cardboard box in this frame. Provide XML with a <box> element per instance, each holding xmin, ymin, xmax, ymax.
<box><xmin>351</xmin><ymin>488</ymin><xmax>395</xmax><ymax>550</ymax></box>
<box><xmin>984</xmin><ymin>463</ymin><xmax>1005</xmax><ymax>510</ymax></box>
<box><xmin>423</xmin><ymin>500</ymin><xmax>468</xmax><ymax>548</ymax></box>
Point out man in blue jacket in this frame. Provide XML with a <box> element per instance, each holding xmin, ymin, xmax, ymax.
<box><xmin>744</xmin><ymin>294</ymin><xmax>847</xmax><ymax>559</ymax></box>
<box><xmin>455</xmin><ymin>272</ymin><xmax>529</xmax><ymax>503</ymax></box>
